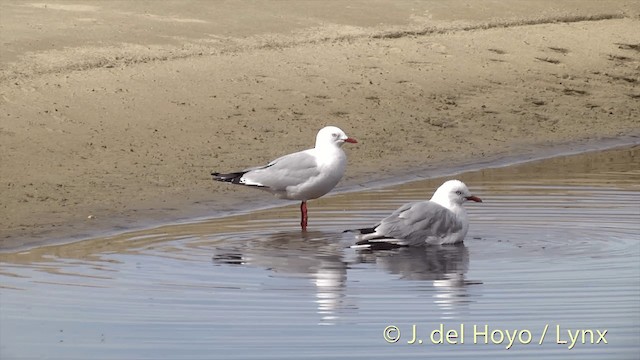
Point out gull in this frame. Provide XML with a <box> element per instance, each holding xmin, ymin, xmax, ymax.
<box><xmin>351</xmin><ymin>180</ymin><xmax>482</xmax><ymax>248</ymax></box>
<box><xmin>212</xmin><ymin>126</ymin><xmax>357</xmax><ymax>230</ymax></box>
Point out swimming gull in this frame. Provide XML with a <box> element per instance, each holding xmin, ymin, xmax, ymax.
<box><xmin>350</xmin><ymin>180</ymin><xmax>482</xmax><ymax>248</ymax></box>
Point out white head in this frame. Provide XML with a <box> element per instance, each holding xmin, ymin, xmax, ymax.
<box><xmin>315</xmin><ymin>126</ymin><xmax>358</xmax><ymax>148</ymax></box>
<box><xmin>431</xmin><ymin>180</ymin><xmax>482</xmax><ymax>208</ymax></box>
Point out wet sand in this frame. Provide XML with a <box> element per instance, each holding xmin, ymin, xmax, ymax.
<box><xmin>1</xmin><ymin>1</ymin><xmax>639</xmax><ymax>249</ymax></box>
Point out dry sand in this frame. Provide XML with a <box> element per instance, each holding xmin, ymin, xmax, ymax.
<box><xmin>1</xmin><ymin>1</ymin><xmax>639</xmax><ymax>249</ymax></box>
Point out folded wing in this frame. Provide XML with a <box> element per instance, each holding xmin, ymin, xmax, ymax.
<box><xmin>241</xmin><ymin>150</ymin><xmax>320</xmax><ymax>190</ymax></box>
<box><xmin>356</xmin><ymin>201</ymin><xmax>462</xmax><ymax>247</ymax></box>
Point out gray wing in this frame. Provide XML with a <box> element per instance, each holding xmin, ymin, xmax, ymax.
<box><xmin>242</xmin><ymin>150</ymin><xmax>320</xmax><ymax>190</ymax></box>
<box><xmin>375</xmin><ymin>201</ymin><xmax>462</xmax><ymax>242</ymax></box>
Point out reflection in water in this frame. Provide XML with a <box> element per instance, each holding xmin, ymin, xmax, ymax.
<box><xmin>212</xmin><ymin>231</ymin><xmax>479</xmax><ymax>323</ymax></box>
<box><xmin>212</xmin><ymin>231</ymin><xmax>350</xmax><ymax>325</ymax></box>
<box><xmin>356</xmin><ymin>244</ymin><xmax>469</xmax><ymax>282</ymax></box>
<box><xmin>356</xmin><ymin>245</ymin><xmax>478</xmax><ymax>319</ymax></box>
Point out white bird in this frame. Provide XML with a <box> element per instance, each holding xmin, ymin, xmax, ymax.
<box><xmin>212</xmin><ymin>126</ymin><xmax>357</xmax><ymax>230</ymax></box>
<box><xmin>351</xmin><ymin>180</ymin><xmax>482</xmax><ymax>248</ymax></box>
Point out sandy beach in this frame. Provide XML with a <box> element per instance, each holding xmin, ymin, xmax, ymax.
<box><xmin>1</xmin><ymin>1</ymin><xmax>639</xmax><ymax>250</ymax></box>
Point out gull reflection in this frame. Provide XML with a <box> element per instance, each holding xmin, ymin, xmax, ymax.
<box><xmin>212</xmin><ymin>232</ymin><xmax>480</xmax><ymax>323</ymax></box>
<box><xmin>212</xmin><ymin>231</ymin><xmax>350</xmax><ymax>325</ymax></box>
<box><xmin>355</xmin><ymin>244</ymin><xmax>479</xmax><ymax>319</ymax></box>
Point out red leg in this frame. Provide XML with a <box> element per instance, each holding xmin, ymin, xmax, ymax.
<box><xmin>300</xmin><ymin>201</ymin><xmax>308</xmax><ymax>231</ymax></box>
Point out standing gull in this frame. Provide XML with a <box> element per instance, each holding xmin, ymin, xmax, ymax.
<box><xmin>212</xmin><ymin>126</ymin><xmax>357</xmax><ymax>230</ymax></box>
<box><xmin>351</xmin><ymin>180</ymin><xmax>482</xmax><ymax>248</ymax></box>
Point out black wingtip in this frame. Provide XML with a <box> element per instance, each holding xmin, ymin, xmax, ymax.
<box><xmin>344</xmin><ymin>225</ymin><xmax>381</xmax><ymax>236</ymax></box>
<box><xmin>344</xmin><ymin>226</ymin><xmax>377</xmax><ymax>234</ymax></box>
<box><xmin>352</xmin><ymin>240</ymin><xmax>408</xmax><ymax>251</ymax></box>
<box><xmin>211</xmin><ymin>171</ymin><xmax>246</xmax><ymax>184</ymax></box>
<box><xmin>358</xmin><ymin>227</ymin><xmax>377</xmax><ymax>235</ymax></box>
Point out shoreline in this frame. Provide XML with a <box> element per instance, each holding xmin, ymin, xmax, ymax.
<box><xmin>2</xmin><ymin>136</ymin><xmax>638</xmax><ymax>253</ymax></box>
<box><xmin>1</xmin><ymin>1</ymin><xmax>639</xmax><ymax>251</ymax></box>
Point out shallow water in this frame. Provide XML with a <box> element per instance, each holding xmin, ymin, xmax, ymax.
<box><xmin>1</xmin><ymin>146</ymin><xmax>639</xmax><ymax>359</ymax></box>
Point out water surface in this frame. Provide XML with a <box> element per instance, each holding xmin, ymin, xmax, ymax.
<box><xmin>1</xmin><ymin>146</ymin><xmax>639</xmax><ymax>359</ymax></box>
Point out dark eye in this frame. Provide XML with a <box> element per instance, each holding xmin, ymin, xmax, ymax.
<box><xmin>455</xmin><ymin>191</ymin><xmax>462</xmax><ymax>195</ymax></box>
